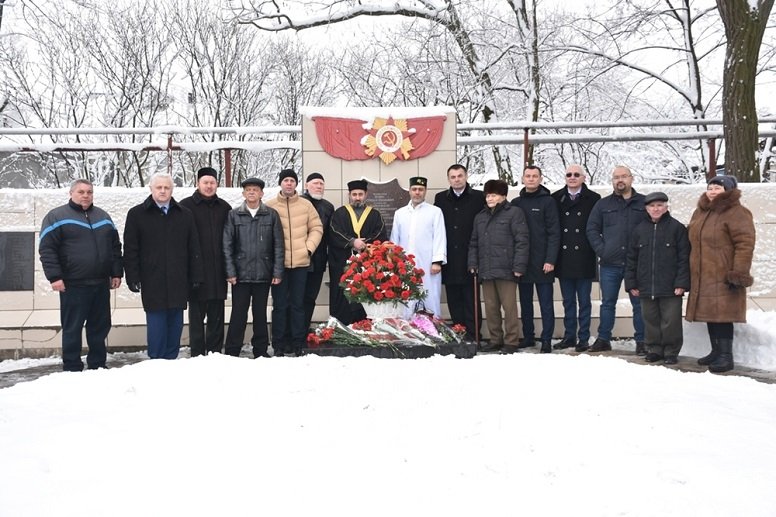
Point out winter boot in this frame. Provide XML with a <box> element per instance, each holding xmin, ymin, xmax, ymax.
<box><xmin>709</xmin><ymin>338</ymin><xmax>734</xmax><ymax>373</ymax></box>
<box><xmin>697</xmin><ymin>337</ymin><xmax>719</xmax><ymax>366</ymax></box>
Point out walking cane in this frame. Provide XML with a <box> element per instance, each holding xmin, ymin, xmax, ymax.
<box><xmin>473</xmin><ymin>271</ymin><xmax>480</xmax><ymax>347</ymax></box>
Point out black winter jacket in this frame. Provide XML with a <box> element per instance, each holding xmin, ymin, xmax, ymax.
<box><xmin>179</xmin><ymin>191</ymin><xmax>232</xmax><ymax>301</ymax></box>
<box><xmin>625</xmin><ymin>211</ymin><xmax>691</xmax><ymax>298</ymax></box>
<box><xmin>586</xmin><ymin>190</ymin><xmax>646</xmax><ymax>267</ymax></box>
<box><xmin>551</xmin><ymin>184</ymin><xmax>601</xmax><ymax>279</ymax></box>
<box><xmin>302</xmin><ymin>192</ymin><xmax>335</xmax><ymax>273</ymax></box>
<box><xmin>510</xmin><ymin>185</ymin><xmax>560</xmax><ymax>284</ymax></box>
<box><xmin>123</xmin><ymin>196</ymin><xmax>204</xmax><ymax>311</ymax></box>
<box><xmin>223</xmin><ymin>202</ymin><xmax>285</xmax><ymax>282</ymax></box>
<box><xmin>39</xmin><ymin>200</ymin><xmax>123</xmax><ymax>286</ymax></box>
<box><xmin>468</xmin><ymin>201</ymin><xmax>529</xmax><ymax>281</ymax></box>
<box><xmin>434</xmin><ymin>184</ymin><xmax>486</xmax><ymax>284</ymax></box>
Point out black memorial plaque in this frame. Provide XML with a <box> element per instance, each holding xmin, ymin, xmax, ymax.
<box><xmin>0</xmin><ymin>232</ymin><xmax>34</xmax><ymax>291</ymax></box>
<box><xmin>365</xmin><ymin>178</ymin><xmax>410</xmax><ymax>237</ymax></box>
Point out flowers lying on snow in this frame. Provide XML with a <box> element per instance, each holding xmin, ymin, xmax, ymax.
<box><xmin>409</xmin><ymin>313</ymin><xmax>464</xmax><ymax>344</ymax></box>
<box><xmin>339</xmin><ymin>240</ymin><xmax>426</xmax><ymax>305</ymax></box>
<box><xmin>307</xmin><ymin>318</ymin><xmax>377</xmax><ymax>348</ymax></box>
<box><xmin>306</xmin><ymin>316</ymin><xmax>468</xmax><ymax>350</ymax></box>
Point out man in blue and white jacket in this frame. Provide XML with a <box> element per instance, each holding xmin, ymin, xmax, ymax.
<box><xmin>39</xmin><ymin>179</ymin><xmax>123</xmax><ymax>371</ymax></box>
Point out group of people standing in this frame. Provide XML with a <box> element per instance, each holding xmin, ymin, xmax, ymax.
<box><xmin>39</xmin><ymin>162</ymin><xmax>755</xmax><ymax>374</ymax></box>
<box><xmin>459</xmin><ymin>164</ymin><xmax>755</xmax><ymax>373</ymax></box>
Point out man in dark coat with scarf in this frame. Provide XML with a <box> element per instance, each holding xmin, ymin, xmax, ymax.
<box><xmin>124</xmin><ymin>172</ymin><xmax>204</xmax><ymax>360</ymax></box>
<box><xmin>551</xmin><ymin>164</ymin><xmax>601</xmax><ymax>352</ymax></box>
<box><xmin>434</xmin><ymin>164</ymin><xmax>486</xmax><ymax>341</ymax></box>
<box><xmin>511</xmin><ymin>165</ymin><xmax>561</xmax><ymax>353</ymax></box>
<box><xmin>179</xmin><ymin>167</ymin><xmax>232</xmax><ymax>356</ymax></box>
<box><xmin>328</xmin><ymin>179</ymin><xmax>388</xmax><ymax>324</ymax></box>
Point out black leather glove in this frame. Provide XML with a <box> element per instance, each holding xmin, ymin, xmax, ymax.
<box><xmin>128</xmin><ymin>282</ymin><xmax>141</xmax><ymax>293</ymax></box>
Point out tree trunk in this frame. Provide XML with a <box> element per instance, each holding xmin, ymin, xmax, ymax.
<box><xmin>717</xmin><ymin>0</ymin><xmax>774</xmax><ymax>182</ymax></box>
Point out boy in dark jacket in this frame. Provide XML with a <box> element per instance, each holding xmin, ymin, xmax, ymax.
<box><xmin>468</xmin><ymin>180</ymin><xmax>529</xmax><ymax>354</ymax></box>
<box><xmin>625</xmin><ymin>192</ymin><xmax>690</xmax><ymax>364</ymax></box>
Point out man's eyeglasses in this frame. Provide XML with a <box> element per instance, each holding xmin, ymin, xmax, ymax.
<box><xmin>566</xmin><ymin>172</ymin><xmax>582</xmax><ymax>178</ymax></box>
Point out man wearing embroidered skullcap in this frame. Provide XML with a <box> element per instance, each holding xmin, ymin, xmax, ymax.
<box><xmin>390</xmin><ymin>176</ymin><xmax>447</xmax><ymax>318</ymax></box>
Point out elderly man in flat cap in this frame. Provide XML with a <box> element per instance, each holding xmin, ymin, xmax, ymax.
<box><xmin>222</xmin><ymin>177</ymin><xmax>284</xmax><ymax>358</ymax></box>
<box><xmin>328</xmin><ymin>179</ymin><xmax>388</xmax><ymax>324</ymax></box>
<box><xmin>179</xmin><ymin>167</ymin><xmax>232</xmax><ymax>357</ymax></box>
<box><xmin>390</xmin><ymin>176</ymin><xmax>447</xmax><ymax>318</ymax></box>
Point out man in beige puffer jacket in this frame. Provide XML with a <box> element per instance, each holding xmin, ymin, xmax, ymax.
<box><xmin>266</xmin><ymin>169</ymin><xmax>323</xmax><ymax>356</ymax></box>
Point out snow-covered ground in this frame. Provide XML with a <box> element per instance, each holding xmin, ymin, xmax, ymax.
<box><xmin>2</xmin><ymin>319</ymin><xmax>776</xmax><ymax>516</ymax></box>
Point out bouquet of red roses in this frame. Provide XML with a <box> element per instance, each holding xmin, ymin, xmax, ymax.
<box><xmin>340</xmin><ymin>240</ymin><xmax>426</xmax><ymax>306</ymax></box>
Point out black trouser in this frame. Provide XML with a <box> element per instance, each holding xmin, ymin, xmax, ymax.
<box><xmin>271</xmin><ymin>268</ymin><xmax>308</xmax><ymax>353</ymax></box>
<box><xmin>188</xmin><ymin>299</ymin><xmax>225</xmax><ymax>357</ymax></box>
<box><xmin>444</xmin><ymin>280</ymin><xmax>481</xmax><ymax>340</ymax></box>
<box><xmin>303</xmin><ymin>269</ymin><xmax>325</xmax><ymax>330</ymax></box>
<box><xmin>225</xmin><ymin>282</ymin><xmax>271</xmax><ymax>357</ymax></box>
<box><xmin>60</xmin><ymin>284</ymin><xmax>111</xmax><ymax>371</ymax></box>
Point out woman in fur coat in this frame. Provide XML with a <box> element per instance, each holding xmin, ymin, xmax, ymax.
<box><xmin>685</xmin><ymin>175</ymin><xmax>756</xmax><ymax>373</ymax></box>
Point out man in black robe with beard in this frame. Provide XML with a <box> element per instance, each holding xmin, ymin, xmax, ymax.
<box><xmin>328</xmin><ymin>179</ymin><xmax>388</xmax><ymax>324</ymax></box>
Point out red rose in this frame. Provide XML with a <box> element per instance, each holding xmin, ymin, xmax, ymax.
<box><xmin>401</xmin><ymin>290</ymin><xmax>410</xmax><ymax>300</ymax></box>
<box><xmin>385</xmin><ymin>290</ymin><xmax>396</xmax><ymax>299</ymax></box>
<box><xmin>374</xmin><ymin>291</ymin><xmax>385</xmax><ymax>301</ymax></box>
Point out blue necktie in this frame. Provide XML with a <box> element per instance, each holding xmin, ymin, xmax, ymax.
<box><xmin>161</xmin><ymin>206</ymin><xmax>168</xmax><ymax>215</ymax></box>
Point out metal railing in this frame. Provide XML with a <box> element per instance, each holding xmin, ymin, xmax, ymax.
<box><xmin>3</xmin><ymin>118</ymin><xmax>776</xmax><ymax>185</ymax></box>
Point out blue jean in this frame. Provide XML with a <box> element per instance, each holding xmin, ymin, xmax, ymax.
<box><xmin>518</xmin><ymin>281</ymin><xmax>555</xmax><ymax>341</ymax></box>
<box><xmin>559</xmin><ymin>278</ymin><xmax>593</xmax><ymax>343</ymax></box>
<box><xmin>271</xmin><ymin>267</ymin><xmax>308</xmax><ymax>352</ymax></box>
<box><xmin>598</xmin><ymin>265</ymin><xmax>644</xmax><ymax>342</ymax></box>
<box><xmin>146</xmin><ymin>309</ymin><xmax>184</xmax><ymax>359</ymax></box>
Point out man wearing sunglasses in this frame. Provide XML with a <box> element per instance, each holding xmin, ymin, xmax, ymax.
<box><xmin>551</xmin><ymin>165</ymin><xmax>601</xmax><ymax>352</ymax></box>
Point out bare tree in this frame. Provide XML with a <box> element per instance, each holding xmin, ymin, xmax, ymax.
<box><xmin>717</xmin><ymin>0</ymin><xmax>775</xmax><ymax>182</ymax></box>
<box><xmin>169</xmin><ymin>0</ymin><xmax>278</xmax><ymax>185</ymax></box>
<box><xmin>228</xmin><ymin>0</ymin><xmax>537</xmax><ymax>183</ymax></box>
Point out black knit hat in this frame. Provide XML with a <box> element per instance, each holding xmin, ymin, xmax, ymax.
<box><xmin>197</xmin><ymin>167</ymin><xmax>217</xmax><ymax>180</ymax></box>
<box><xmin>483</xmin><ymin>179</ymin><xmax>508</xmax><ymax>196</ymax></box>
<box><xmin>306</xmin><ymin>172</ymin><xmax>324</xmax><ymax>183</ymax></box>
<box><xmin>278</xmin><ymin>168</ymin><xmax>298</xmax><ymax>185</ymax></box>
<box><xmin>708</xmin><ymin>175</ymin><xmax>738</xmax><ymax>191</ymax></box>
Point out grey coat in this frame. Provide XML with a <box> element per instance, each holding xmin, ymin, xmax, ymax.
<box><xmin>468</xmin><ymin>202</ymin><xmax>530</xmax><ymax>281</ymax></box>
<box><xmin>223</xmin><ymin>202</ymin><xmax>284</xmax><ymax>283</ymax></box>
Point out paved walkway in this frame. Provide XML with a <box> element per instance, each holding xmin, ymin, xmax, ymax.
<box><xmin>2</xmin><ymin>344</ymin><xmax>774</xmax><ymax>389</ymax></box>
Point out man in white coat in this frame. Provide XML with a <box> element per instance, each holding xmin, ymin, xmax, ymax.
<box><xmin>390</xmin><ymin>176</ymin><xmax>447</xmax><ymax>318</ymax></box>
